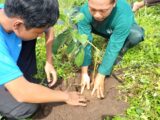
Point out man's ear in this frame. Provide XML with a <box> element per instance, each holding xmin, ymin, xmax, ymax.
<box><xmin>113</xmin><ymin>0</ymin><xmax>117</xmax><ymax>7</ymax></box>
<box><xmin>12</xmin><ymin>19</ymin><xmax>24</xmax><ymax>34</ymax></box>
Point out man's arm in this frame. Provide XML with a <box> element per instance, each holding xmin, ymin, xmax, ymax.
<box><xmin>45</xmin><ymin>27</ymin><xmax>54</xmax><ymax>64</ymax></box>
<box><xmin>92</xmin><ymin>17</ymin><xmax>133</xmax><ymax>98</ymax></box>
<box><xmin>5</xmin><ymin>76</ymin><xmax>67</xmax><ymax>103</ymax></box>
<box><xmin>44</xmin><ymin>27</ymin><xmax>57</xmax><ymax>87</ymax></box>
<box><xmin>98</xmin><ymin>19</ymin><xmax>132</xmax><ymax>76</ymax></box>
<box><xmin>5</xmin><ymin>76</ymin><xmax>86</xmax><ymax>106</ymax></box>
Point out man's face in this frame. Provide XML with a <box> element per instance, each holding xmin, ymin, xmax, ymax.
<box><xmin>88</xmin><ymin>0</ymin><xmax>116</xmax><ymax>21</ymax></box>
<box><xmin>12</xmin><ymin>19</ymin><xmax>46</xmax><ymax>41</ymax></box>
<box><xmin>16</xmin><ymin>27</ymin><xmax>45</xmax><ymax>41</ymax></box>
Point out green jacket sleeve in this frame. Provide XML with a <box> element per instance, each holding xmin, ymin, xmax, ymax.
<box><xmin>98</xmin><ymin>17</ymin><xmax>132</xmax><ymax>75</ymax></box>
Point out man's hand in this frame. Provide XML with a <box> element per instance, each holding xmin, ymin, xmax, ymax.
<box><xmin>65</xmin><ymin>91</ymin><xmax>87</xmax><ymax>106</ymax></box>
<box><xmin>80</xmin><ymin>73</ymin><xmax>90</xmax><ymax>94</ymax></box>
<box><xmin>91</xmin><ymin>73</ymin><xmax>105</xmax><ymax>99</ymax></box>
<box><xmin>44</xmin><ymin>61</ymin><xmax>57</xmax><ymax>87</ymax></box>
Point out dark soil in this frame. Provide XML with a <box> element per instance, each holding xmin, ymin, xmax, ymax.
<box><xmin>33</xmin><ymin>74</ymin><xmax>128</xmax><ymax>120</ymax></box>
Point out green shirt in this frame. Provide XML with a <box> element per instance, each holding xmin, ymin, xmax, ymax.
<box><xmin>78</xmin><ymin>0</ymin><xmax>135</xmax><ymax>75</ymax></box>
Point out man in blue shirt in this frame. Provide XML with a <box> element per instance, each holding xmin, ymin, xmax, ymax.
<box><xmin>0</xmin><ymin>0</ymin><xmax>86</xmax><ymax>119</ymax></box>
<box><xmin>0</xmin><ymin>3</ymin><xmax>57</xmax><ymax>87</ymax></box>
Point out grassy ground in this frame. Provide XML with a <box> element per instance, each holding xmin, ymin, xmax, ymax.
<box><xmin>0</xmin><ymin>0</ymin><xmax>159</xmax><ymax>119</ymax></box>
<box><xmin>112</xmin><ymin>5</ymin><xmax>160</xmax><ymax>120</ymax></box>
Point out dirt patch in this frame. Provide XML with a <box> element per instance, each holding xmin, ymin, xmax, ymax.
<box><xmin>33</xmin><ymin>74</ymin><xmax>128</xmax><ymax>120</ymax></box>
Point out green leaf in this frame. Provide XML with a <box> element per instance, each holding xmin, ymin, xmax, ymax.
<box><xmin>78</xmin><ymin>34</ymin><xmax>88</xmax><ymax>46</ymax></box>
<box><xmin>136</xmin><ymin>108</ymin><xmax>143</xmax><ymax>115</ymax></box>
<box><xmin>71</xmin><ymin>12</ymin><xmax>84</xmax><ymax>24</ymax></box>
<box><xmin>66</xmin><ymin>41</ymin><xmax>76</xmax><ymax>54</ymax></box>
<box><xmin>52</xmin><ymin>28</ymin><xmax>71</xmax><ymax>54</ymax></box>
<box><xmin>72</xmin><ymin>30</ymin><xmax>88</xmax><ymax>46</ymax></box>
<box><xmin>74</xmin><ymin>47</ymin><xmax>85</xmax><ymax>67</ymax></box>
<box><xmin>59</xmin><ymin>12</ymin><xmax>67</xmax><ymax>22</ymax></box>
<box><xmin>139</xmin><ymin>76</ymin><xmax>150</xmax><ymax>84</ymax></box>
<box><xmin>68</xmin><ymin>44</ymin><xmax>79</xmax><ymax>60</ymax></box>
<box><xmin>155</xmin><ymin>68</ymin><xmax>160</xmax><ymax>75</ymax></box>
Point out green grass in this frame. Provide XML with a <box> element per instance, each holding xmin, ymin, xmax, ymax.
<box><xmin>0</xmin><ymin>0</ymin><xmax>159</xmax><ymax>119</ymax></box>
<box><xmin>111</xmin><ymin>5</ymin><xmax>160</xmax><ymax>120</ymax></box>
<box><xmin>0</xmin><ymin>0</ymin><xmax>4</xmax><ymax>4</ymax></box>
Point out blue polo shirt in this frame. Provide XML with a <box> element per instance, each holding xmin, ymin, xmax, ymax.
<box><xmin>0</xmin><ymin>4</ymin><xmax>23</xmax><ymax>85</ymax></box>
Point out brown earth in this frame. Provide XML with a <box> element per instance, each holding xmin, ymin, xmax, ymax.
<box><xmin>33</xmin><ymin>74</ymin><xmax>128</xmax><ymax>120</ymax></box>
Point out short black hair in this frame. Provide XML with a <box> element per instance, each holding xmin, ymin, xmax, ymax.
<box><xmin>4</xmin><ymin>0</ymin><xmax>59</xmax><ymax>29</ymax></box>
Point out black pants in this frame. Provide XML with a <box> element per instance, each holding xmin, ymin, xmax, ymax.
<box><xmin>0</xmin><ymin>86</ymin><xmax>38</xmax><ymax>120</ymax></box>
<box><xmin>0</xmin><ymin>40</ymin><xmax>39</xmax><ymax>119</ymax></box>
<box><xmin>144</xmin><ymin>0</ymin><xmax>160</xmax><ymax>6</ymax></box>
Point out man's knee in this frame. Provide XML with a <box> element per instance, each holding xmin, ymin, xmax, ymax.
<box><xmin>127</xmin><ymin>24</ymin><xmax>145</xmax><ymax>47</ymax></box>
<box><xmin>8</xmin><ymin>103</ymin><xmax>38</xmax><ymax>119</ymax></box>
<box><xmin>130</xmin><ymin>30</ymin><xmax>144</xmax><ymax>45</ymax></box>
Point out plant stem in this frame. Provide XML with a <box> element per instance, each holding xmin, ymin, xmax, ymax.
<box><xmin>87</xmin><ymin>41</ymin><xmax>100</xmax><ymax>52</ymax></box>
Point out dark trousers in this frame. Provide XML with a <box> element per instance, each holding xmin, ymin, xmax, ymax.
<box><xmin>144</xmin><ymin>0</ymin><xmax>160</xmax><ymax>6</ymax></box>
<box><xmin>0</xmin><ymin>86</ymin><xmax>38</xmax><ymax>120</ymax></box>
<box><xmin>123</xmin><ymin>24</ymin><xmax>144</xmax><ymax>52</ymax></box>
<box><xmin>0</xmin><ymin>40</ymin><xmax>39</xmax><ymax>120</ymax></box>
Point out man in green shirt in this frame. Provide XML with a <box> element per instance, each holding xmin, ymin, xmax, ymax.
<box><xmin>78</xmin><ymin>0</ymin><xmax>144</xmax><ymax>98</ymax></box>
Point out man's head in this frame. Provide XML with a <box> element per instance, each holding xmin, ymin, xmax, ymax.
<box><xmin>88</xmin><ymin>0</ymin><xmax>116</xmax><ymax>21</ymax></box>
<box><xmin>4</xmin><ymin>0</ymin><xmax>59</xmax><ymax>40</ymax></box>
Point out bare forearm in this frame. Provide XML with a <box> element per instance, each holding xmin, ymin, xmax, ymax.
<box><xmin>81</xmin><ymin>66</ymin><xmax>88</xmax><ymax>74</ymax></box>
<box><xmin>20</xmin><ymin>83</ymin><xmax>68</xmax><ymax>103</ymax></box>
<box><xmin>45</xmin><ymin>27</ymin><xmax>54</xmax><ymax>64</ymax></box>
<box><xmin>5</xmin><ymin>77</ymin><xmax>68</xmax><ymax>103</ymax></box>
<box><xmin>46</xmin><ymin>40</ymin><xmax>53</xmax><ymax>64</ymax></box>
